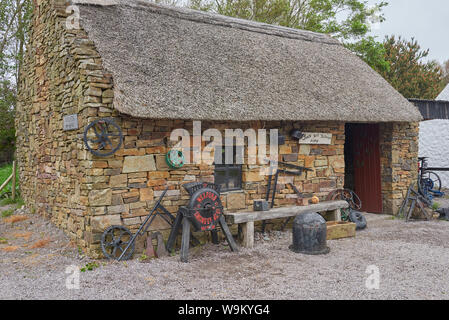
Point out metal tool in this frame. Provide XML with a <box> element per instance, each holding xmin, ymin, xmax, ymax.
<box><xmin>166</xmin><ymin>183</ymin><xmax>238</xmax><ymax>262</ymax></box>
<box><xmin>101</xmin><ymin>186</ymin><xmax>200</xmax><ymax>261</ymax></box>
<box><xmin>262</xmin><ymin>160</ymin><xmax>312</xmax><ymax>233</ymax></box>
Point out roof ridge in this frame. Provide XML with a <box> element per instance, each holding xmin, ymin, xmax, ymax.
<box><xmin>72</xmin><ymin>0</ymin><xmax>341</xmax><ymax>45</ymax></box>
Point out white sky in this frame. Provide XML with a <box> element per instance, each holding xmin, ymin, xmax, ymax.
<box><xmin>366</xmin><ymin>0</ymin><xmax>449</xmax><ymax>64</ymax></box>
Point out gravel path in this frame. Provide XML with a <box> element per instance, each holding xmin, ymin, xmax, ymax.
<box><xmin>1</xmin><ymin>206</ymin><xmax>449</xmax><ymax>300</ymax></box>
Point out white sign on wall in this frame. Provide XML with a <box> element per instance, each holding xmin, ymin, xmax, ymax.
<box><xmin>63</xmin><ymin>114</ymin><xmax>79</xmax><ymax>131</ymax></box>
<box><xmin>298</xmin><ymin>132</ymin><xmax>332</xmax><ymax>145</ymax></box>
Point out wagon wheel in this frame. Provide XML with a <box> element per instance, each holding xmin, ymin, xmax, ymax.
<box><xmin>327</xmin><ymin>189</ymin><xmax>362</xmax><ymax>220</ymax></box>
<box><xmin>83</xmin><ymin>118</ymin><xmax>123</xmax><ymax>157</ymax></box>
<box><xmin>101</xmin><ymin>225</ymin><xmax>135</xmax><ymax>260</ymax></box>
<box><xmin>327</xmin><ymin>189</ymin><xmax>362</xmax><ymax>211</ymax></box>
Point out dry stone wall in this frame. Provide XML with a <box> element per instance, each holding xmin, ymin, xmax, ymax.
<box><xmin>380</xmin><ymin>122</ymin><xmax>420</xmax><ymax>215</ymax></box>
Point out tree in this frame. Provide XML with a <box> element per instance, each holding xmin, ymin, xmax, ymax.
<box><xmin>378</xmin><ymin>36</ymin><xmax>444</xmax><ymax>100</ymax></box>
<box><xmin>0</xmin><ymin>0</ymin><xmax>32</xmax><ymax>162</ymax></box>
<box><xmin>187</xmin><ymin>0</ymin><xmax>389</xmax><ymax>71</ymax></box>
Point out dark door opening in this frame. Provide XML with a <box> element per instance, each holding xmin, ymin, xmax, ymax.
<box><xmin>344</xmin><ymin>124</ymin><xmax>383</xmax><ymax>213</ymax></box>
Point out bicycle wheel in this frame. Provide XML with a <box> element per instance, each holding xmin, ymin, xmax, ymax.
<box><xmin>422</xmin><ymin>171</ymin><xmax>442</xmax><ymax>192</ymax></box>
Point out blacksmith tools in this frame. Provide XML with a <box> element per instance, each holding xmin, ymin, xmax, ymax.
<box><xmin>100</xmin><ymin>186</ymin><xmax>200</xmax><ymax>261</ymax></box>
<box><xmin>166</xmin><ymin>182</ymin><xmax>238</xmax><ymax>263</ymax></box>
<box><xmin>261</xmin><ymin>160</ymin><xmax>312</xmax><ymax>233</ymax></box>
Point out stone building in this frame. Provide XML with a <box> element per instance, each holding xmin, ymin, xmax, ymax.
<box><xmin>16</xmin><ymin>0</ymin><xmax>423</xmax><ymax>257</ymax></box>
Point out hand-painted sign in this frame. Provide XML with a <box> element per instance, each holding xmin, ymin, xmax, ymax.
<box><xmin>63</xmin><ymin>114</ymin><xmax>79</xmax><ymax>131</ymax></box>
<box><xmin>298</xmin><ymin>132</ymin><xmax>332</xmax><ymax>145</ymax></box>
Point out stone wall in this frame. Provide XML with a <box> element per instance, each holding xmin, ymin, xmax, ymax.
<box><xmin>16</xmin><ymin>0</ymin><xmax>117</xmax><ymax>253</ymax></box>
<box><xmin>85</xmin><ymin>119</ymin><xmax>345</xmax><ymax>256</ymax></box>
<box><xmin>380</xmin><ymin>122</ymin><xmax>420</xmax><ymax>215</ymax></box>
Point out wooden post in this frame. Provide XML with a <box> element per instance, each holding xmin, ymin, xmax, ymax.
<box><xmin>11</xmin><ymin>161</ymin><xmax>16</xmax><ymax>201</ymax></box>
<box><xmin>180</xmin><ymin>217</ymin><xmax>191</xmax><ymax>263</ymax></box>
<box><xmin>242</xmin><ymin>221</ymin><xmax>254</xmax><ymax>248</ymax></box>
<box><xmin>218</xmin><ymin>215</ymin><xmax>238</xmax><ymax>252</ymax></box>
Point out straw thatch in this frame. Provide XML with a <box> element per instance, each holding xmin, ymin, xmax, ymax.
<box><xmin>73</xmin><ymin>0</ymin><xmax>422</xmax><ymax>122</ymax></box>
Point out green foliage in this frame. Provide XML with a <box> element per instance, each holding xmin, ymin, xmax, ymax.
<box><xmin>432</xmin><ymin>202</ymin><xmax>440</xmax><ymax>211</ymax></box>
<box><xmin>139</xmin><ymin>252</ymin><xmax>149</xmax><ymax>261</ymax></box>
<box><xmin>0</xmin><ymin>0</ymin><xmax>32</xmax><ymax>161</ymax></box>
<box><xmin>80</xmin><ymin>262</ymin><xmax>100</xmax><ymax>272</ymax></box>
<box><xmin>189</xmin><ymin>0</ymin><xmax>387</xmax><ymax>40</ymax></box>
<box><xmin>378</xmin><ymin>36</ymin><xmax>445</xmax><ymax>99</ymax></box>
<box><xmin>1</xmin><ymin>208</ymin><xmax>14</xmax><ymax>217</ymax></box>
<box><xmin>0</xmin><ymin>196</ymin><xmax>23</xmax><ymax>206</ymax></box>
<box><xmin>186</xmin><ymin>0</ymin><xmax>389</xmax><ymax>71</ymax></box>
<box><xmin>0</xmin><ymin>163</ymin><xmax>20</xmax><ymax>200</ymax></box>
<box><xmin>346</xmin><ymin>36</ymin><xmax>390</xmax><ymax>73</ymax></box>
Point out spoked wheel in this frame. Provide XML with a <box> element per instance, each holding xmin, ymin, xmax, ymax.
<box><xmin>83</xmin><ymin>118</ymin><xmax>123</xmax><ymax>157</ymax></box>
<box><xmin>327</xmin><ymin>189</ymin><xmax>362</xmax><ymax>211</ymax></box>
<box><xmin>101</xmin><ymin>225</ymin><xmax>135</xmax><ymax>260</ymax></box>
<box><xmin>419</xmin><ymin>171</ymin><xmax>442</xmax><ymax>192</ymax></box>
<box><xmin>327</xmin><ymin>189</ymin><xmax>362</xmax><ymax>222</ymax></box>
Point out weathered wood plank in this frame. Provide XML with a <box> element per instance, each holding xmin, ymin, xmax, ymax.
<box><xmin>225</xmin><ymin>201</ymin><xmax>348</xmax><ymax>224</ymax></box>
<box><xmin>218</xmin><ymin>215</ymin><xmax>239</xmax><ymax>252</ymax></box>
<box><xmin>326</xmin><ymin>222</ymin><xmax>356</xmax><ymax>240</ymax></box>
<box><xmin>242</xmin><ymin>221</ymin><xmax>254</xmax><ymax>248</ymax></box>
<box><xmin>180</xmin><ymin>218</ymin><xmax>191</xmax><ymax>263</ymax></box>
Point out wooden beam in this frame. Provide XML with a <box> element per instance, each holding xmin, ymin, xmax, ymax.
<box><xmin>225</xmin><ymin>201</ymin><xmax>349</xmax><ymax>224</ymax></box>
<box><xmin>11</xmin><ymin>161</ymin><xmax>16</xmax><ymax>200</ymax></box>
<box><xmin>242</xmin><ymin>221</ymin><xmax>254</xmax><ymax>248</ymax></box>
<box><xmin>0</xmin><ymin>173</ymin><xmax>13</xmax><ymax>193</ymax></box>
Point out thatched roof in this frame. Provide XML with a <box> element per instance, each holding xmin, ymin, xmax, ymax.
<box><xmin>73</xmin><ymin>0</ymin><xmax>422</xmax><ymax>122</ymax></box>
<box><xmin>437</xmin><ymin>84</ymin><xmax>449</xmax><ymax>102</ymax></box>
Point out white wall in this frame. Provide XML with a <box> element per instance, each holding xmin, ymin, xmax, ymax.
<box><xmin>419</xmin><ymin>120</ymin><xmax>449</xmax><ymax>188</ymax></box>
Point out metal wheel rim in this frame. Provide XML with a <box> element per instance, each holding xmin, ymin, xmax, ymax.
<box><xmin>101</xmin><ymin>225</ymin><xmax>134</xmax><ymax>260</ymax></box>
<box><xmin>84</xmin><ymin>118</ymin><xmax>123</xmax><ymax>157</ymax></box>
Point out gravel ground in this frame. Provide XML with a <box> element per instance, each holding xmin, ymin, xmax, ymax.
<box><xmin>1</xmin><ymin>206</ymin><xmax>449</xmax><ymax>300</ymax></box>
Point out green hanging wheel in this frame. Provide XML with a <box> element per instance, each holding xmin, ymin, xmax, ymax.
<box><xmin>166</xmin><ymin>149</ymin><xmax>185</xmax><ymax>169</ymax></box>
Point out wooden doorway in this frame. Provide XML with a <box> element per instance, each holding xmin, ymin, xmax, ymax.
<box><xmin>344</xmin><ymin>124</ymin><xmax>383</xmax><ymax>213</ymax></box>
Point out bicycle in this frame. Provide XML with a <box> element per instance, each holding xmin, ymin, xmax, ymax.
<box><xmin>418</xmin><ymin>157</ymin><xmax>443</xmax><ymax>203</ymax></box>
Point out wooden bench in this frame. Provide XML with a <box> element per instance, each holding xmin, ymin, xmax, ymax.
<box><xmin>224</xmin><ymin>200</ymin><xmax>349</xmax><ymax>248</ymax></box>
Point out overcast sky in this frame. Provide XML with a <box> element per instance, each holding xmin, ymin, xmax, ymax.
<box><xmin>366</xmin><ymin>0</ymin><xmax>449</xmax><ymax>64</ymax></box>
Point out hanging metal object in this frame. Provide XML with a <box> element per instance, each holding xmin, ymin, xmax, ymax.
<box><xmin>166</xmin><ymin>149</ymin><xmax>185</xmax><ymax>169</ymax></box>
<box><xmin>83</xmin><ymin>118</ymin><xmax>123</xmax><ymax>157</ymax></box>
<box><xmin>290</xmin><ymin>129</ymin><xmax>305</xmax><ymax>141</ymax></box>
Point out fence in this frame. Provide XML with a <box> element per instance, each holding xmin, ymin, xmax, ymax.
<box><xmin>0</xmin><ymin>161</ymin><xmax>17</xmax><ymax>200</ymax></box>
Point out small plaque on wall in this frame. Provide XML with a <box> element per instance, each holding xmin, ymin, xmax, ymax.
<box><xmin>63</xmin><ymin>114</ymin><xmax>79</xmax><ymax>131</ymax></box>
<box><xmin>298</xmin><ymin>132</ymin><xmax>332</xmax><ymax>145</ymax></box>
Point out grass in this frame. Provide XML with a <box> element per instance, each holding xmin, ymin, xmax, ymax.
<box><xmin>0</xmin><ymin>163</ymin><xmax>20</xmax><ymax>201</ymax></box>
<box><xmin>1</xmin><ymin>208</ymin><xmax>14</xmax><ymax>218</ymax></box>
<box><xmin>432</xmin><ymin>202</ymin><xmax>441</xmax><ymax>211</ymax></box>
<box><xmin>80</xmin><ymin>262</ymin><xmax>100</xmax><ymax>272</ymax></box>
<box><xmin>0</xmin><ymin>164</ymin><xmax>12</xmax><ymax>185</ymax></box>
